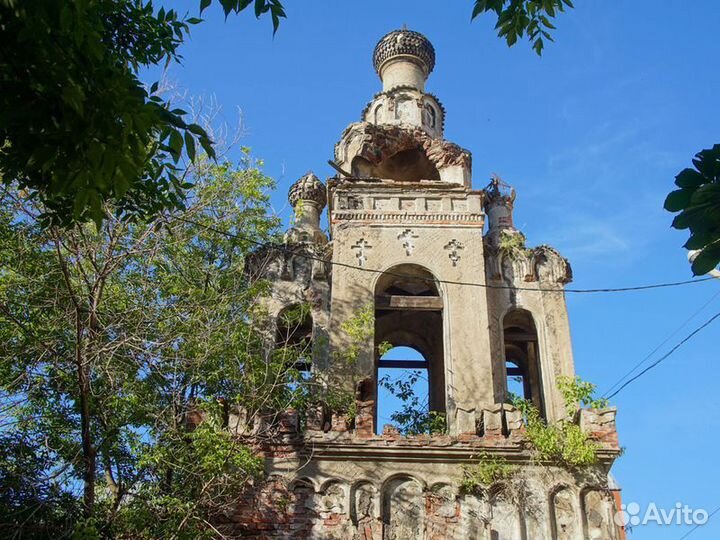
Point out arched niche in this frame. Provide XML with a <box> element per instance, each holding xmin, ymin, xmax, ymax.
<box><xmin>374</xmin><ymin>265</ymin><xmax>445</xmax><ymax>432</ymax></box>
<box><xmin>581</xmin><ymin>488</ymin><xmax>618</xmax><ymax>540</ymax></box>
<box><xmin>350</xmin><ymin>481</ymin><xmax>378</xmax><ymax>524</ymax></box>
<box><xmin>382</xmin><ymin>476</ymin><xmax>425</xmax><ymax>539</ymax></box>
<box><xmin>503</xmin><ymin>308</ymin><xmax>544</xmax><ymax>416</ymax></box>
<box><xmin>489</xmin><ymin>484</ymin><xmax>526</xmax><ymax>540</ymax></box>
<box><xmin>374</xmin><ymin>103</ymin><xmax>384</xmax><ymax>124</ymax></box>
<box><xmin>550</xmin><ymin>486</ymin><xmax>582</xmax><ymax>540</ymax></box>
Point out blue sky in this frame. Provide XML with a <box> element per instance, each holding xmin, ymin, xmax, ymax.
<box><xmin>152</xmin><ymin>1</ymin><xmax>720</xmax><ymax>538</ymax></box>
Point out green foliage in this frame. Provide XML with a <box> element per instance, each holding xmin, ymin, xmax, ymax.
<box><xmin>498</xmin><ymin>230</ymin><xmax>528</xmax><ymax>256</ymax></box>
<box><xmin>471</xmin><ymin>0</ymin><xmax>574</xmax><ymax>55</ymax></box>
<box><xmin>0</xmin><ymin>0</ymin><xmax>284</xmax><ymax>227</ymax></box>
<box><xmin>557</xmin><ymin>375</ymin><xmax>609</xmax><ymax>417</ymax></box>
<box><xmin>338</xmin><ymin>303</ymin><xmax>375</xmax><ymax>365</ymax></box>
<box><xmin>512</xmin><ymin>375</ymin><xmax>609</xmax><ymax>468</ymax></box>
<box><xmin>201</xmin><ymin>0</ymin><xmax>286</xmax><ymax>33</ymax></box>
<box><xmin>0</xmin><ymin>152</ymin><xmax>291</xmax><ymax>537</ymax></box>
<box><xmin>664</xmin><ymin>144</ymin><xmax>720</xmax><ymax>275</ymax></box>
<box><xmin>379</xmin><ymin>370</ymin><xmax>447</xmax><ymax>435</ymax></box>
<box><xmin>378</xmin><ymin>340</ymin><xmax>393</xmax><ymax>357</ymax></box>
<box><xmin>461</xmin><ymin>452</ymin><xmax>516</xmax><ymax>492</ymax></box>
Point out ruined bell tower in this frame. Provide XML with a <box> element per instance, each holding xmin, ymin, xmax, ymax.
<box><xmin>238</xmin><ymin>29</ymin><xmax>624</xmax><ymax>540</ymax></box>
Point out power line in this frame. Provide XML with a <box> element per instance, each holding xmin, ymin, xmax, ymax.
<box><xmin>677</xmin><ymin>505</ymin><xmax>720</xmax><ymax>540</ymax></box>
<box><xmin>176</xmin><ymin>217</ymin><xmax>716</xmax><ymax>295</ymax></box>
<box><xmin>605</xmin><ymin>310</ymin><xmax>720</xmax><ymax>399</ymax></box>
<box><xmin>601</xmin><ymin>289</ymin><xmax>720</xmax><ymax>397</ymax></box>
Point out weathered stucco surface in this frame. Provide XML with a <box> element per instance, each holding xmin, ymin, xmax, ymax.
<box><xmin>235</xmin><ymin>29</ymin><xmax>624</xmax><ymax>540</ymax></box>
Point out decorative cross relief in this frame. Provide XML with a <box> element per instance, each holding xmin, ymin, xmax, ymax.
<box><xmin>351</xmin><ymin>238</ymin><xmax>372</xmax><ymax>267</ymax></box>
<box><xmin>444</xmin><ymin>239</ymin><xmax>464</xmax><ymax>266</ymax></box>
<box><xmin>397</xmin><ymin>229</ymin><xmax>419</xmax><ymax>256</ymax></box>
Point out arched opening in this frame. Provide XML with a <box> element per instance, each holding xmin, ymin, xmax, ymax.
<box><xmin>375</xmin><ymin>265</ymin><xmax>444</xmax><ymax>434</ymax></box>
<box><xmin>503</xmin><ymin>309</ymin><xmax>543</xmax><ymax>415</ymax></box>
<box><xmin>351</xmin><ymin>148</ymin><xmax>441</xmax><ymax>182</ymax></box>
<box><xmin>275</xmin><ymin>304</ymin><xmax>313</xmax><ymax>374</ymax></box>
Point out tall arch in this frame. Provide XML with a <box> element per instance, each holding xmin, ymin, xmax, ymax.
<box><xmin>503</xmin><ymin>308</ymin><xmax>544</xmax><ymax>416</ymax></box>
<box><xmin>374</xmin><ymin>265</ymin><xmax>445</xmax><ymax>432</ymax></box>
<box><xmin>550</xmin><ymin>485</ymin><xmax>582</xmax><ymax>540</ymax></box>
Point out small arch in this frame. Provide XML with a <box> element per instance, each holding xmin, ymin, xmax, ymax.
<box><xmin>380</xmin><ymin>473</ymin><xmax>426</xmax><ymax>491</ymax></box>
<box><xmin>374</xmin><ymin>103</ymin><xmax>384</xmax><ymax>124</ymax></box>
<box><xmin>489</xmin><ymin>482</ymin><xmax>526</xmax><ymax>540</ymax></box>
<box><xmin>350</xmin><ymin>480</ymin><xmax>378</xmax><ymax>524</ymax></box>
<box><xmin>550</xmin><ymin>485</ymin><xmax>582</xmax><ymax>540</ymax></box>
<box><xmin>424</xmin><ymin>103</ymin><xmax>437</xmax><ymax>129</ymax></box>
<box><xmin>381</xmin><ymin>475</ymin><xmax>426</xmax><ymax>539</ymax></box>
<box><xmin>580</xmin><ymin>487</ymin><xmax>618</xmax><ymax>540</ymax></box>
<box><xmin>503</xmin><ymin>309</ymin><xmax>544</xmax><ymax>416</ymax></box>
<box><xmin>288</xmin><ymin>476</ymin><xmax>318</xmax><ymax>493</ymax></box>
<box><xmin>317</xmin><ymin>480</ymin><xmax>348</xmax><ymax>515</ymax></box>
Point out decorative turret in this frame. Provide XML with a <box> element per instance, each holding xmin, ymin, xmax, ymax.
<box><xmin>483</xmin><ymin>175</ymin><xmax>522</xmax><ymax>247</ymax></box>
<box><xmin>373</xmin><ymin>28</ymin><xmax>436</xmax><ymax>92</ymax></box>
<box><xmin>483</xmin><ymin>175</ymin><xmax>516</xmax><ymax>228</ymax></box>
<box><xmin>286</xmin><ymin>172</ymin><xmax>327</xmax><ymax>244</ymax></box>
<box><xmin>362</xmin><ymin>29</ymin><xmax>445</xmax><ymax>138</ymax></box>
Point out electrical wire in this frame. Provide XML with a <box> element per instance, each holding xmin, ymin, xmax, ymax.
<box><xmin>601</xmin><ymin>289</ymin><xmax>720</xmax><ymax>397</ymax></box>
<box><xmin>677</xmin><ymin>505</ymin><xmax>720</xmax><ymax>539</ymax></box>
<box><xmin>175</xmin><ymin>217</ymin><xmax>716</xmax><ymax>295</ymax></box>
<box><xmin>605</xmin><ymin>310</ymin><xmax>720</xmax><ymax>399</ymax></box>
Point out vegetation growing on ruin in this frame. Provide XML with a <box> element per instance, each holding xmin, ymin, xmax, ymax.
<box><xmin>461</xmin><ymin>452</ymin><xmax>516</xmax><ymax>493</ymax></box>
<box><xmin>498</xmin><ymin>230</ymin><xmax>530</xmax><ymax>259</ymax></box>
<box><xmin>512</xmin><ymin>376</ymin><xmax>610</xmax><ymax>468</ymax></box>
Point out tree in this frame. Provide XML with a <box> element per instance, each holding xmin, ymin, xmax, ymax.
<box><xmin>471</xmin><ymin>0</ymin><xmax>575</xmax><ymax>55</ymax></box>
<box><xmin>0</xmin><ymin>151</ymin><xmax>307</xmax><ymax>538</ymax></box>
<box><xmin>0</xmin><ymin>0</ymin><xmax>284</xmax><ymax>227</ymax></box>
<box><xmin>664</xmin><ymin>145</ymin><xmax>720</xmax><ymax>276</ymax></box>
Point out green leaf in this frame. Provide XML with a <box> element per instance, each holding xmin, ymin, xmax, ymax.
<box><xmin>184</xmin><ymin>131</ymin><xmax>196</xmax><ymax>162</ymax></box>
<box><xmin>200</xmin><ymin>0</ymin><xmax>212</xmax><ymax>12</ymax></box>
<box><xmin>168</xmin><ymin>131</ymin><xmax>183</xmax><ymax>163</ymax></box>
<box><xmin>664</xmin><ymin>188</ymin><xmax>693</xmax><ymax>212</ymax></box>
<box><xmin>675</xmin><ymin>168</ymin><xmax>705</xmax><ymax>189</ymax></box>
<box><xmin>691</xmin><ymin>240</ymin><xmax>720</xmax><ymax>276</ymax></box>
<box><xmin>684</xmin><ymin>231</ymin><xmax>714</xmax><ymax>250</ymax></box>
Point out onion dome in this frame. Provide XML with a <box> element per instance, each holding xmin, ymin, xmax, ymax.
<box><xmin>288</xmin><ymin>172</ymin><xmax>327</xmax><ymax>209</ymax></box>
<box><xmin>373</xmin><ymin>29</ymin><xmax>436</xmax><ymax>76</ymax></box>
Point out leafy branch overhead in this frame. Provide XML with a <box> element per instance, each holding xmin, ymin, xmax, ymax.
<box><xmin>471</xmin><ymin>0</ymin><xmax>574</xmax><ymax>55</ymax></box>
<box><xmin>0</xmin><ymin>0</ymin><xmax>283</xmax><ymax>227</ymax></box>
<box><xmin>664</xmin><ymin>144</ymin><xmax>720</xmax><ymax>276</ymax></box>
